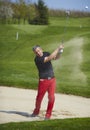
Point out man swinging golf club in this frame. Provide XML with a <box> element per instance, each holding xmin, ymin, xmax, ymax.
<box><xmin>32</xmin><ymin>44</ymin><xmax>64</xmax><ymax>120</ymax></box>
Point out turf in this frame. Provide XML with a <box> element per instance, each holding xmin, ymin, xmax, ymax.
<box><xmin>0</xmin><ymin>118</ymin><xmax>90</xmax><ymax>130</ymax></box>
<box><xmin>0</xmin><ymin>17</ymin><xmax>90</xmax><ymax>97</ymax></box>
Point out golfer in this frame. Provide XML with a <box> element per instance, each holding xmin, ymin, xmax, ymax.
<box><xmin>32</xmin><ymin>44</ymin><xmax>64</xmax><ymax>120</ymax></box>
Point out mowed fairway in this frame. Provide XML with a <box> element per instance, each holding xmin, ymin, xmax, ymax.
<box><xmin>0</xmin><ymin>17</ymin><xmax>90</xmax><ymax>97</ymax></box>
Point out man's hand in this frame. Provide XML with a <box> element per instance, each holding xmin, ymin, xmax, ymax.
<box><xmin>58</xmin><ymin>44</ymin><xmax>64</xmax><ymax>50</ymax></box>
<box><xmin>44</xmin><ymin>44</ymin><xmax>64</xmax><ymax>62</ymax></box>
<box><xmin>58</xmin><ymin>44</ymin><xmax>64</xmax><ymax>54</ymax></box>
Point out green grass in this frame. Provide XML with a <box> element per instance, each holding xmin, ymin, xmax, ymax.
<box><xmin>0</xmin><ymin>17</ymin><xmax>90</xmax><ymax>97</ymax></box>
<box><xmin>0</xmin><ymin>118</ymin><xmax>90</xmax><ymax>130</ymax></box>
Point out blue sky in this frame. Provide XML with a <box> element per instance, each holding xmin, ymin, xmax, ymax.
<box><xmin>12</xmin><ymin>0</ymin><xmax>90</xmax><ymax>12</ymax></box>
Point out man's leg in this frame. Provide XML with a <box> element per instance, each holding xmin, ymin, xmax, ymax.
<box><xmin>45</xmin><ymin>78</ymin><xmax>56</xmax><ymax>119</ymax></box>
<box><xmin>33</xmin><ymin>80</ymin><xmax>48</xmax><ymax>115</ymax></box>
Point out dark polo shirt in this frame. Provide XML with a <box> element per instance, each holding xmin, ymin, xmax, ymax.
<box><xmin>34</xmin><ymin>52</ymin><xmax>54</xmax><ymax>79</ymax></box>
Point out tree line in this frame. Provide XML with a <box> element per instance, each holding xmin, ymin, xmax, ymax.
<box><xmin>49</xmin><ymin>9</ymin><xmax>90</xmax><ymax>18</ymax></box>
<box><xmin>0</xmin><ymin>0</ymin><xmax>49</xmax><ymax>24</ymax></box>
<box><xmin>0</xmin><ymin>0</ymin><xmax>90</xmax><ymax>25</ymax></box>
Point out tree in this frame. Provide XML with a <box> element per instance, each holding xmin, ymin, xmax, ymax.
<box><xmin>0</xmin><ymin>0</ymin><xmax>13</xmax><ymax>23</ymax></box>
<box><xmin>27</xmin><ymin>4</ymin><xmax>37</xmax><ymax>24</ymax></box>
<box><xmin>13</xmin><ymin>0</ymin><xmax>26</xmax><ymax>24</ymax></box>
<box><xmin>30</xmin><ymin>0</ymin><xmax>49</xmax><ymax>25</ymax></box>
<box><xmin>12</xmin><ymin>0</ymin><xmax>34</xmax><ymax>24</ymax></box>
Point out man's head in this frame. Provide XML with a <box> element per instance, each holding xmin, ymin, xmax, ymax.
<box><xmin>32</xmin><ymin>45</ymin><xmax>43</xmax><ymax>57</ymax></box>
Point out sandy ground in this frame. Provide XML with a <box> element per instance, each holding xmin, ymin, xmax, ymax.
<box><xmin>0</xmin><ymin>86</ymin><xmax>90</xmax><ymax>124</ymax></box>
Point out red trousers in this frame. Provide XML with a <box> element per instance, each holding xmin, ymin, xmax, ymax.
<box><xmin>33</xmin><ymin>77</ymin><xmax>56</xmax><ymax>118</ymax></box>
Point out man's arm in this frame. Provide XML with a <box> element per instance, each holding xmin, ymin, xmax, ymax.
<box><xmin>44</xmin><ymin>44</ymin><xmax>64</xmax><ymax>63</ymax></box>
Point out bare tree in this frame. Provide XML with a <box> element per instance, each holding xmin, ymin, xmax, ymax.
<box><xmin>0</xmin><ymin>0</ymin><xmax>13</xmax><ymax>23</ymax></box>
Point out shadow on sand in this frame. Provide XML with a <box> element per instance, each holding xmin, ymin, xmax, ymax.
<box><xmin>0</xmin><ymin>110</ymin><xmax>32</xmax><ymax>117</ymax></box>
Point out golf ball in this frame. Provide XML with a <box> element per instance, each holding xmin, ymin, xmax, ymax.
<box><xmin>85</xmin><ymin>6</ymin><xmax>88</xmax><ymax>9</ymax></box>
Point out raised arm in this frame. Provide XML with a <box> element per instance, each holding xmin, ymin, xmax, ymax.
<box><xmin>44</xmin><ymin>44</ymin><xmax>64</xmax><ymax>63</ymax></box>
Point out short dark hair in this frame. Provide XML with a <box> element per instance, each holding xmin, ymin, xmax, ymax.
<box><xmin>32</xmin><ymin>45</ymin><xmax>40</xmax><ymax>51</ymax></box>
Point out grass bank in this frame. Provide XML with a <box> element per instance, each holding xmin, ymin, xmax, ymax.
<box><xmin>0</xmin><ymin>118</ymin><xmax>90</xmax><ymax>130</ymax></box>
<box><xmin>0</xmin><ymin>17</ymin><xmax>90</xmax><ymax>97</ymax></box>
